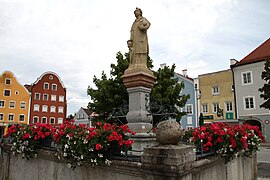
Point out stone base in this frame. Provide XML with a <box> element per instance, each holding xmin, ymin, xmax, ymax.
<box><xmin>141</xmin><ymin>144</ymin><xmax>196</xmax><ymax>166</ymax></box>
<box><xmin>122</xmin><ymin>71</ymin><xmax>156</xmax><ymax>89</ymax></box>
<box><xmin>128</xmin><ymin>123</ymin><xmax>153</xmax><ymax>133</ymax></box>
<box><xmin>129</xmin><ymin>133</ymin><xmax>157</xmax><ymax>156</ymax></box>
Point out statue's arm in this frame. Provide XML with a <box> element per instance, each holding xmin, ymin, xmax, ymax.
<box><xmin>138</xmin><ymin>18</ymin><xmax>150</xmax><ymax>32</ymax></box>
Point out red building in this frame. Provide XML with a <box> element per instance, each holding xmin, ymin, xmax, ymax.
<box><xmin>26</xmin><ymin>72</ymin><xmax>67</xmax><ymax>125</ymax></box>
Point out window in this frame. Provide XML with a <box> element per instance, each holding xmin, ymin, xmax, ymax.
<box><xmin>51</xmin><ymin>95</ymin><xmax>56</xmax><ymax>101</ymax></box>
<box><xmin>242</xmin><ymin>71</ymin><xmax>253</xmax><ymax>85</ymax></box>
<box><xmin>186</xmin><ymin>104</ymin><xmax>193</xmax><ymax>115</ymax></box>
<box><xmin>52</xmin><ymin>84</ymin><xmax>57</xmax><ymax>91</ymax></box>
<box><xmin>33</xmin><ymin>116</ymin><xmax>39</xmax><ymax>124</ymax></box>
<box><xmin>9</xmin><ymin>101</ymin><xmax>15</xmax><ymax>108</ymax></box>
<box><xmin>50</xmin><ymin>106</ymin><xmax>56</xmax><ymax>113</ymax></box>
<box><xmin>35</xmin><ymin>93</ymin><xmax>40</xmax><ymax>100</ymax></box>
<box><xmin>59</xmin><ymin>95</ymin><xmax>64</xmax><ymax>102</ymax></box>
<box><xmin>212</xmin><ymin>86</ymin><xmax>219</xmax><ymax>95</ymax></box>
<box><xmin>42</xmin><ymin>117</ymin><xmax>47</xmax><ymax>124</ymax></box>
<box><xmin>0</xmin><ymin>114</ymin><xmax>3</xmax><ymax>121</ymax></box>
<box><xmin>50</xmin><ymin>117</ymin><xmax>55</xmax><ymax>124</ymax></box>
<box><xmin>4</xmin><ymin>89</ymin><xmax>11</xmax><ymax>96</ymax></box>
<box><xmin>8</xmin><ymin>114</ymin><xmax>14</xmax><ymax>121</ymax></box>
<box><xmin>226</xmin><ymin>102</ymin><xmax>233</xmax><ymax>112</ymax></box>
<box><xmin>0</xmin><ymin>100</ymin><xmax>5</xmax><ymax>108</ymax></box>
<box><xmin>244</xmin><ymin>97</ymin><xmax>255</xmax><ymax>110</ymax></box>
<box><xmin>42</xmin><ymin>105</ymin><xmax>48</xmax><ymax>112</ymax></box>
<box><xmin>20</xmin><ymin>102</ymin><xmax>26</xmax><ymax>109</ymax></box>
<box><xmin>34</xmin><ymin>104</ymin><xmax>40</xmax><ymax>112</ymax></box>
<box><xmin>19</xmin><ymin>115</ymin><xmax>25</xmax><ymax>122</ymax></box>
<box><xmin>43</xmin><ymin>94</ymin><xmax>49</xmax><ymax>101</ymax></box>
<box><xmin>58</xmin><ymin>118</ymin><xmax>63</xmax><ymax>124</ymax></box>
<box><xmin>15</xmin><ymin>91</ymin><xmax>19</xmax><ymax>95</ymax></box>
<box><xmin>187</xmin><ymin>117</ymin><xmax>193</xmax><ymax>124</ymax></box>
<box><xmin>5</xmin><ymin>78</ymin><xmax>11</xmax><ymax>85</ymax></box>
<box><xmin>202</xmin><ymin>104</ymin><xmax>208</xmax><ymax>113</ymax></box>
<box><xmin>213</xmin><ymin>103</ymin><xmax>219</xmax><ymax>113</ymax></box>
<box><xmin>58</xmin><ymin>106</ymin><xmax>64</xmax><ymax>113</ymax></box>
<box><xmin>44</xmin><ymin>82</ymin><xmax>49</xmax><ymax>90</ymax></box>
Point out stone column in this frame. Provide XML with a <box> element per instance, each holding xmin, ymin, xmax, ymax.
<box><xmin>122</xmin><ymin>71</ymin><xmax>156</xmax><ymax>155</ymax></box>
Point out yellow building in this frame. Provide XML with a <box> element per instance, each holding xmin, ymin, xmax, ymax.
<box><xmin>0</xmin><ymin>71</ymin><xmax>30</xmax><ymax>137</ymax></box>
<box><xmin>198</xmin><ymin>69</ymin><xmax>235</xmax><ymax>123</ymax></box>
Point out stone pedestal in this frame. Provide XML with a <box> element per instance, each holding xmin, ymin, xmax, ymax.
<box><xmin>141</xmin><ymin>145</ymin><xmax>196</xmax><ymax>166</ymax></box>
<box><xmin>128</xmin><ymin>133</ymin><xmax>157</xmax><ymax>156</ymax></box>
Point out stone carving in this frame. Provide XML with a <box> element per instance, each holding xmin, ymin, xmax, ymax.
<box><xmin>156</xmin><ymin>120</ymin><xmax>183</xmax><ymax>145</ymax></box>
<box><xmin>129</xmin><ymin>7</ymin><xmax>150</xmax><ymax>68</ymax></box>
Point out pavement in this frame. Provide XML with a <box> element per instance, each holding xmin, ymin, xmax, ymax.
<box><xmin>258</xmin><ymin>144</ymin><xmax>270</xmax><ymax>180</ymax></box>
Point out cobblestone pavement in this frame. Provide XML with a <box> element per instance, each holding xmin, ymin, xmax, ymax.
<box><xmin>258</xmin><ymin>163</ymin><xmax>270</xmax><ymax>178</ymax></box>
<box><xmin>258</xmin><ymin>145</ymin><xmax>270</xmax><ymax>179</ymax></box>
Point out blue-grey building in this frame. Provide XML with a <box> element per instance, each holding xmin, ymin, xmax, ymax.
<box><xmin>175</xmin><ymin>70</ymin><xmax>197</xmax><ymax>129</ymax></box>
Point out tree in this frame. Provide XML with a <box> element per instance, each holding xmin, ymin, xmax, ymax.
<box><xmin>259</xmin><ymin>58</ymin><xmax>270</xmax><ymax>109</ymax></box>
<box><xmin>87</xmin><ymin>52</ymin><xmax>189</xmax><ymax>125</ymax></box>
<box><xmin>151</xmin><ymin>64</ymin><xmax>190</xmax><ymax>125</ymax></box>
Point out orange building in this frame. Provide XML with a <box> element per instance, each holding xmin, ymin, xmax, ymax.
<box><xmin>0</xmin><ymin>71</ymin><xmax>30</xmax><ymax>137</ymax></box>
<box><xmin>26</xmin><ymin>72</ymin><xmax>67</xmax><ymax>125</ymax></box>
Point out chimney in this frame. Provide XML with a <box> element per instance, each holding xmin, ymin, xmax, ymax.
<box><xmin>160</xmin><ymin>63</ymin><xmax>166</xmax><ymax>69</ymax></box>
<box><xmin>230</xmin><ymin>59</ymin><xmax>238</xmax><ymax>65</ymax></box>
<box><xmin>182</xmin><ymin>69</ymin><xmax>187</xmax><ymax>77</ymax></box>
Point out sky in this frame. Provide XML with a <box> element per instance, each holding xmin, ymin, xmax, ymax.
<box><xmin>0</xmin><ymin>0</ymin><xmax>270</xmax><ymax>115</ymax></box>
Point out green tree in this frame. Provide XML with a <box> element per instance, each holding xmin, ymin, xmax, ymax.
<box><xmin>151</xmin><ymin>64</ymin><xmax>190</xmax><ymax>125</ymax></box>
<box><xmin>259</xmin><ymin>58</ymin><xmax>270</xmax><ymax>109</ymax></box>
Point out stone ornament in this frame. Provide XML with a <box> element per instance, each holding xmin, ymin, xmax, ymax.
<box><xmin>156</xmin><ymin>120</ymin><xmax>183</xmax><ymax>145</ymax></box>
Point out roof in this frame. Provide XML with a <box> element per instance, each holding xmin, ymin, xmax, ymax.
<box><xmin>198</xmin><ymin>69</ymin><xmax>231</xmax><ymax>77</ymax></box>
<box><xmin>32</xmin><ymin>71</ymin><xmax>66</xmax><ymax>89</ymax></box>
<box><xmin>236</xmin><ymin>38</ymin><xmax>270</xmax><ymax>66</ymax></box>
<box><xmin>174</xmin><ymin>73</ymin><xmax>194</xmax><ymax>83</ymax></box>
<box><xmin>82</xmin><ymin>108</ymin><xmax>92</xmax><ymax>116</ymax></box>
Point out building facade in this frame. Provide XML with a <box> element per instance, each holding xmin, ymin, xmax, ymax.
<box><xmin>0</xmin><ymin>71</ymin><xmax>30</xmax><ymax>137</ymax></box>
<box><xmin>198</xmin><ymin>69</ymin><xmax>235</xmax><ymax>123</ymax></box>
<box><xmin>26</xmin><ymin>72</ymin><xmax>67</xmax><ymax>125</ymax></box>
<box><xmin>231</xmin><ymin>38</ymin><xmax>270</xmax><ymax>142</ymax></box>
<box><xmin>74</xmin><ymin>107</ymin><xmax>92</xmax><ymax>126</ymax></box>
<box><xmin>175</xmin><ymin>72</ymin><xmax>197</xmax><ymax>129</ymax></box>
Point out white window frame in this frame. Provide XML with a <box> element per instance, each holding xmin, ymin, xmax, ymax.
<box><xmin>0</xmin><ymin>100</ymin><xmax>5</xmax><ymax>108</ymax></box>
<box><xmin>9</xmin><ymin>101</ymin><xmax>15</xmax><ymax>109</ymax></box>
<box><xmin>59</xmin><ymin>95</ymin><xmax>64</xmax><ymax>102</ymax></box>
<box><xmin>241</xmin><ymin>71</ymin><xmax>253</xmax><ymax>85</ymax></box>
<box><xmin>42</xmin><ymin>117</ymin><xmax>47</xmax><ymax>124</ymax></box>
<box><xmin>52</xmin><ymin>84</ymin><xmax>57</xmax><ymax>91</ymax></box>
<box><xmin>43</xmin><ymin>94</ymin><xmax>49</xmax><ymax>101</ymax></box>
<box><xmin>244</xmin><ymin>96</ymin><xmax>255</xmax><ymax>110</ymax></box>
<box><xmin>5</xmin><ymin>78</ymin><xmax>11</xmax><ymax>85</ymax></box>
<box><xmin>8</xmin><ymin>114</ymin><xmax>14</xmax><ymax>121</ymax></box>
<box><xmin>50</xmin><ymin>117</ymin><xmax>55</xmax><ymax>124</ymax></box>
<box><xmin>34</xmin><ymin>104</ymin><xmax>40</xmax><ymax>112</ymax></box>
<box><xmin>225</xmin><ymin>102</ymin><xmax>233</xmax><ymax>112</ymax></box>
<box><xmin>50</xmin><ymin>106</ymin><xmax>56</xmax><ymax>113</ymax></box>
<box><xmin>19</xmin><ymin>114</ymin><xmax>25</xmax><ymax>122</ymax></box>
<box><xmin>42</xmin><ymin>105</ymin><xmax>48</xmax><ymax>112</ymax></box>
<box><xmin>0</xmin><ymin>113</ymin><xmax>4</xmax><ymax>121</ymax></box>
<box><xmin>58</xmin><ymin>106</ymin><xmax>64</xmax><ymax>113</ymax></box>
<box><xmin>51</xmin><ymin>95</ymin><xmax>56</xmax><ymax>101</ymax></box>
<box><xmin>20</xmin><ymin>101</ymin><xmax>26</xmax><ymax>109</ymax></box>
<box><xmin>202</xmin><ymin>104</ymin><xmax>208</xmax><ymax>113</ymax></box>
<box><xmin>186</xmin><ymin>104</ymin><xmax>193</xmax><ymax>115</ymax></box>
<box><xmin>15</xmin><ymin>91</ymin><xmax>19</xmax><ymax>95</ymax></box>
<box><xmin>187</xmin><ymin>116</ymin><xmax>193</xmax><ymax>124</ymax></box>
<box><xmin>212</xmin><ymin>103</ymin><xmax>219</xmax><ymax>113</ymax></box>
<box><xmin>44</xmin><ymin>82</ymin><xmax>49</xmax><ymax>90</ymax></box>
<box><xmin>212</xmin><ymin>86</ymin><xmax>219</xmax><ymax>95</ymax></box>
<box><xmin>58</xmin><ymin>118</ymin><xmax>63</xmax><ymax>124</ymax></box>
<box><xmin>35</xmin><ymin>93</ymin><xmax>41</xmax><ymax>100</ymax></box>
<box><xmin>33</xmin><ymin>116</ymin><xmax>39</xmax><ymax>124</ymax></box>
<box><xmin>4</xmin><ymin>89</ymin><xmax>11</xmax><ymax>96</ymax></box>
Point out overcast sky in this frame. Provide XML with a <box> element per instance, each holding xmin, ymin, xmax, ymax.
<box><xmin>1</xmin><ymin>0</ymin><xmax>270</xmax><ymax>115</ymax></box>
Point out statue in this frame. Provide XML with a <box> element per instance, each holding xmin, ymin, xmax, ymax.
<box><xmin>129</xmin><ymin>7</ymin><xmax>151</xmax><ymax>68</ymax></box>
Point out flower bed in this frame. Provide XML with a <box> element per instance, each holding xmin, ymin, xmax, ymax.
<box><xmin>191</xmin><ymin>122</ymin><xmax>265</xmax><ymax>163</ymax></box>
<box><xmin>4</xmin><ymin>120</ymin><xmax>135</xmax><ymax>168</ymax></box>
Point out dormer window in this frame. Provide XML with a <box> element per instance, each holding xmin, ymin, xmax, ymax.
<box><xmin>5</xmin><ymin>78</ymin><xmax>11</xmax><ymax>85</ymax></box>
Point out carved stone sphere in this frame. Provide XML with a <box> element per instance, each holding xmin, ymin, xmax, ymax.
<box><xmin>156</xmin><ymin>120</ymin><xmax>183</xmax><ymax>145</ymax></box>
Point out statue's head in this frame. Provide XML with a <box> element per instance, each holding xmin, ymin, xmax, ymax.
<box><xmin>134</xmin><ymin>7</ymin><xmax>142</xmax><ymax>17</ymax></box>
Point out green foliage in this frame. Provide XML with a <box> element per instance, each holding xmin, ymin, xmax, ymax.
<box><xmin>259</xmin><ymin>58</ymin><xmax>270</xmax><ymax>109</ymax></box>
<box><xmin>151</xmin><ymin>64</ymin><xmax>190</xmax><ymax>124</ymax></box>
<box><xmin>87</xmin><ymin>52</ymin><xmax>189</xmax><ymax>123</ymax></box>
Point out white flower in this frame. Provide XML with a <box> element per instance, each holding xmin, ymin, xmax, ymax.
<box><xmin>67</xmin><ymin>163</ymin><xmax>72</xmax><ymax>168</ymax></box>
<box><xmin>13</xmin><ymin>142</ymin><xmax>16</xmax><ymax>145</ymax></box>
<box><xmin>74</xmin><ymin>141</ymin><xmax>76</xmax><ymax>144</ymax></box>
<box><xmin>63</xmin><ymin>153</ymin><xmax>67</xmax><ymax>157</ymax></box>
<box><xmin>64</xmin><ymin>144</ymin><xmax>69</xmax><ymax>149</ymax></box>
<box><xmin>81</xmin><ymin>155</ymin><xmax>84</xmax><ymax>159</ymax></box>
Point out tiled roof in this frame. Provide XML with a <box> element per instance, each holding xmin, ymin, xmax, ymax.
<box><xmin>237</xmin><ymin>38</ymin><xmax>270</xmax><ymax>66</ymax></box>
<box><xmin>24</xmin><ymin>84</ymin><xmax>32</xmax><ymax>92</ymax></box>
<box><xmin>82</xmin><ymin>108</ymin><xmax>92</xmax><ymax>116</ymax></box>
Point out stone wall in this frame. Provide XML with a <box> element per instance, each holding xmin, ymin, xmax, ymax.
<box><xmin>0</xmin><ymin>145</ymin><xmax>257</xmax><ymax>180</ymax></box>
